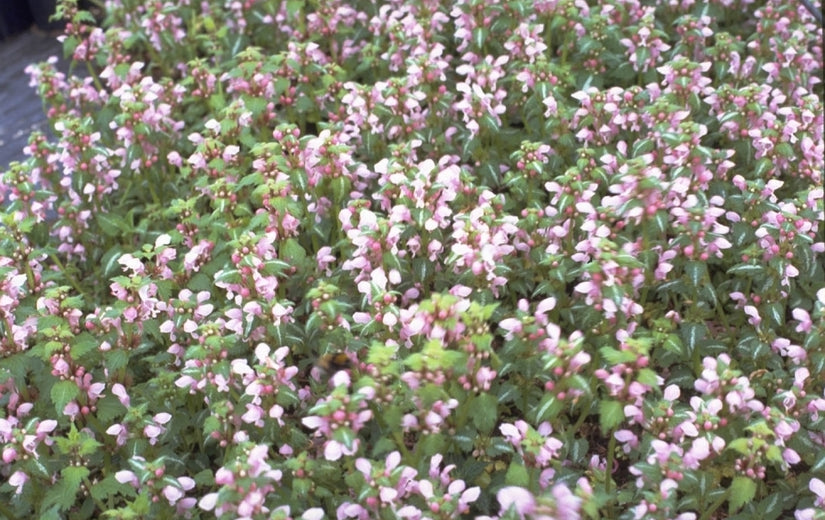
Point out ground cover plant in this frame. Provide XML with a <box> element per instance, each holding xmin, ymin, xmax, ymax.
<box><xmin>0</xmin><ymin>0</ymin><xmax>823</xmax><ymax>518</ymax></box>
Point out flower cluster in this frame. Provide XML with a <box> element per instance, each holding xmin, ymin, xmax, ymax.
<box><xmin>0</xmin><ymin>0</ymin><xmax>822</xmax><ymax>518</ymax></box>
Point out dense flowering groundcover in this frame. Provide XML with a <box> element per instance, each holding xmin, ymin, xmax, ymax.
<box><xmin>0</xmin><ymin>0</ymin><xmax>823</xmax><ymax>518</ymax></box>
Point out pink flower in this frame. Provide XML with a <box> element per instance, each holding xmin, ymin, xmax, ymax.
<box><xmin>115</xmin><ymin>470</ymin><xmax>139</xmax><ymax>487</ymax></box>
<box><xmin>9</xmin><ymin>471</ymin><xmax>28</xmax><ymax>494</ymax></box>
<box><xmin>792</xmin><ymin>308</ymin><xmax>813</xmax><ymax>333</ymax></box>
<box><xmin>743</xmin><ymin>305</ymin><xmax>761</xmax><ymax>326</ymax></box>
<box><xmin>810</xmin><ymin>477</ymin><xmax>825</xmax><ymax>508</ymax></box>
<box><xmin>497</xmin><ymin>486</ymin><xmax>535</xmax><ymax>517</ymax></box>
<box><xmin>552</xmin><ymin>483</ymin><xmax>582</xmax><ymax>519</ymax></box>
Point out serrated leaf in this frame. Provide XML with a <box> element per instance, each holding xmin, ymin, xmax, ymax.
<box><xmin>105</xmin><ymin>350</ymin><xmax>130</xmax><ymax>372</ymax></box>
<box><xmin>727</xmin><ymin>438</ymin><xmax>750</xmax><ymax>455</ymax></box>
<box><xmin>472</xmin><ymin>393</ymin><xmax>499</xmax><ymax>434</ymax></box>
<box><xmin>599</xmin><ymin>400</ymin><xmax>624</xmax><ymax>434</ymax></box>
<box><xmin>505</xmin><ymin>460</ymin><xmax>529</xmax><ymax>487</ymax></box>
<box><xmin>419</xmin><ymin>433</ymin><xmax>446</xmax><ymax>458</ymax></box>
<box><xmin>51</xmin><ymin>380</ymin><xmax>80</xmax><ymax>415</ymax></box>
<box><xmin>637</xmin><ymin>368</ymin><xmax>659</xmax><ymax>387</ymax></box>
<box><xmin>91</xmin><ymin>474</ymin><xmax>129</xmax><ymax>503</ymax></box>
<box><xmin>764</xmin><ymin>444</ymin><xmax>782</xmax><ymax>464</ymax></box>
<box><xmin>280</xmin><ymin>238</ymin><xmax>307</xmax><ymax>263</ymax></box>
<box><xmin>729</xmin><ymin>476</ymin><xmax>757</xmax><ymax>513</ymax></box>
<box><xmin>62</xmin><ymin>465</ymin><xmax>90</xmax><ymax>488</ymax></box>
<box><xmin>599</xmin><ymin>346</ymin><xmax>637</xmax><ymax>365</ymax></box>
<box><xmin>43</xmin><ymin>470</ymin><xmax>83</xmax><ymax>511</ymax></box>
<box><xmin>96</xmin><ymin>213</ymin><xmax>127</xmax><ymax>237</ymax></box>
<box><xmin>71</xmin><ymin>332</ymin><xmax>98</xmax><ymax>360</ymax></box>
<box><xmin>95</xmin><ymin>393</ymin><xmax>126</xmax><ymax>422</ymax></box>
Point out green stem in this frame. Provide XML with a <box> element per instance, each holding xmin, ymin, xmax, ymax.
<box><xmin>85</xmin><ymin>61</ymin><xmax>105</xmax><ymax>94</ymax></box>
<box><xmin>698</xmin><ymin>488</ymin><xmax>730</xmax><ymax>520</ymax></box>
<box><xmin>48</xmin><ymin>254</ymin><xmax>86</xmax><ymax>298</ymax></box>
<box><xmin>24</xmin><ymin>262</ymin><xmax>36</xmax><ymax>292</ymax></box>
<box><xmin>715</xmin><ymin>297</ymin><xmax>730</xmax><ymax>331</ymax></box>
<box><xmin>605</xmin><ymin>429</ymin><xmax>617</xmax><ymax>517</ymax></box>
<box><xmin>83</xmin><ymin>475</ymin><xmax>107</xmax><ymax>512</ymax></box>
<box><xmin>392</xmin><ymin>431</ymin><xmax>412</xmax><ymax>461</ymax></box>
<box><xmin>2</xmin><ymin>317</ymin><xmax>16</xmax><ymax>351</ymax></box>
<box><xmin>570</xmin><ymin>397</ymin><xmax>592</xmax><ymax>433</ymax></box>
<box><xmin>146</xmin><ymin>177</ymin><xmax>161</xmax><ymax>206</ymax></box>
<box><xmin>84</xmin><ymin>411</ymin><xmax>107</xmax><ymax>434</ymax></box>
<box><xmin>0</xmin><ymin>500</ymin><xmax>19</xmax><ymax>520</ymax></box>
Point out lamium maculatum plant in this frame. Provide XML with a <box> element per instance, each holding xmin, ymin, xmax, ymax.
<box><xmin>0</xmin><ymin>0</ymin><xmax>823</xmax><ymax>519</ymax></box>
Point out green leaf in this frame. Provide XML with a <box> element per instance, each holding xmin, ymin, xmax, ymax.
<box><xmin>71</xmin><ymin>332</ymin><xmax>98</xmax><ymax>360</ymax></box>
<box><xmin>90</xmin><ymin>474</ymin><xmax>129</xmax><ymax>503</ymax></box>
<box><xmin>810</xmin><ymin>450</ymin><xmax>825</xmax><ymax>472</ymax></box>
<box><xmin>505</xmin><ymin>460</ymin><xmax>529</xmax><ymax>487</ymax></box>
<box><xmin>280</xmin><ymin>237</ymin><xmax>307</xmax><ymax>263</ymax></box>
<box><xmin>663</xmin><ymin>334</ymin><xmax>683</xmax><ymax>356</ymax></box>
<box><xmin>189</xmin><ymin>272</ymin><xmax>213</xmax><ymax>292</ymax></box>
<box><xmin>472</xmin><ymin>393</ymin><xmax>499</xmax><ymax>434</ymax></box>
<box><xmin>681</xmin><ymin>322</ymin><xmax>707</xmax><ymax>353</ymax></box>
<box><xmin>95</xmin><ymin>393</ymin><xmax>126</xmax><ymax>422</ymax></box>
<box><xmin>568</xmin><ymin>438</ymin><xmax>588</xmax><ymax>463</ymax></box>
<box><xmin>652</xmin><ymin>210</ymin><xmax>668</xmax><ymax>235</ymax></box>
<box><xmin>419</xmin><ymin>433</ymin><xmax>446</xmax><ymax>458</ymax></box>
<box><xmin>534</xmin><ymin>394</ymin><xmax>562</xmax><ymax>423</ymax></box>
<box><xmin>727</xmin><ymin>264</ymin><xmax>764</xmax><ymax>277</ymax></box>
<box><xmin>599</xmin><ymin>400</ymin><xmax>624</xmax><ymax>434</ymax></box>
<box><xmin>105</xmin><ymin>350</ymin><xmax>130</xmax><ymax>372</ymax></box>
<box><xmin>96</xmin><ymin>213</ymin><xmax>128</xmax><ymax>237</ymax></box>
<box><xmin>764</xmin><ymin>444</ymin><xmax>782</xmax><ymax>465</ymax></box>
<box><xmin>685</xmin><ymin>261</ymin><xmax>706</xmax><ymax>286</ymax></box>
<box><xmin>764</xmin><ymin>302</ymin><xmax>784</xmax><ymax>327</ymax></box>
<box><xmin>753</xmin><ymin>158</ymin><xmax>773</xmax><ymax>177</ymax></box>
<box><xmin>42</xmin><ymin>467</ymin><xmax>86</xmax><ymax>511</ymax></box>
<box><xmin>599</xmin><ymin>346</ymin><xmax>637</xmax><ymax>365</ymax></box>
<box><xmin>330</xmin><ymin>176</ymin><xmax>351</xmax><ymax>205</ymax></box>
<box><xmin>51</xmin><ymin>380</ymin><xmax>80</xmax><ymax>415</ymax></box>
<box><xmin>631</xmin><ymin>138</ymin><xmax>654</xmax><ymax>157</ymax></box>
<box><xmin>755</xmin><ymin>492</ymin><xmax>785</xmax><ymax>520</ymax></box>
<box><xmin>333</xmin><ymin>427</ymin><xmax>356</xmax><ymax>450</ymax></box>
<box><xmin>481</xmin><ymin>113</ymin><xmax>501</xmax><ymax>132</ymax></box>
<box><xmin>62</xmin><ymin>465</ymin><xmax>90</xmax><ymax>489</ymax></box>
<box><xmin>729</xmin><ymin>476</ymin><xmax>757</xmax><ymax>513</ymax></box>
<box><xmin>473</xmin><ymin>27</ymin><xmax>486</xmax><ymax>50</ymax></box>
<box><xmin>727</xmin><ymin>438</ymin><xmax>750</xmax><ymax>455</ymax></box>
<box><xmin>100</xmin><ymin>247</ymin><xmax>124</xmax><ymax>279</ymax></box>
<box><xmin>637</xmin><ymin>368</ymin><xmax>660</xmax><ymax>387</ymax></box>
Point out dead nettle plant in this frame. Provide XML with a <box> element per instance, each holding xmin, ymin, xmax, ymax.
<box><xmin>0</xmin><ymin>0</ymin><xmax>823</xmax><ymax>519</ymax></box>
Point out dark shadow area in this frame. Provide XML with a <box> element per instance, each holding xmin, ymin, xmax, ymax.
<box><xmin>0</xmin><ymin>28</ymin><xmax>65</xmax><ymax>172</ymax></box>
<box><xmin>1</xmin><ymin>0</ymin><xmax>64</xmax><ymax>40</ymax></box>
